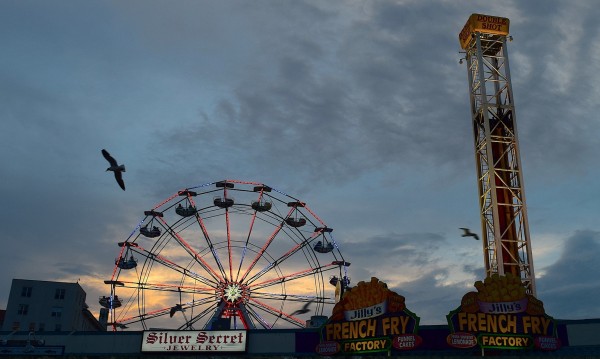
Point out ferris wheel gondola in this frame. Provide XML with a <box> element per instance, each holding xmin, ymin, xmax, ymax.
<box><xmin>139</xmin><ymin>211</ymin><xmax>163</xmax><ymax>238</ymax></box>
<box><xmin>99</xmin><ymin>295</ymin><xmax>121</xmax><ymax>309</ymax></box>
<box><xmin>313</xmin><ymin>227</ymin><xmax>335</xmax><ymax>253</ymax></box>
<box><xmin>115</xmin><ymin>256</ymin><xmax>137</xmax><ymax>270</ymax></box>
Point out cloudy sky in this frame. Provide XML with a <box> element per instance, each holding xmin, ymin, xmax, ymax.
<box><xmin>2</xmin><ymin>0</ymin><xmax>600</xmax><ymax>327</ymax></box>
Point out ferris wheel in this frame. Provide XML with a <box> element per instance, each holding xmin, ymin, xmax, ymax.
<box><xmin>102</xmin><ymin>179</ymin><xmax>350</xmax><ymax>330</ymax></box>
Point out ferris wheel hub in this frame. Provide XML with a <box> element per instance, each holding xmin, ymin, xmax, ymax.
<box><xmin>218</xmin><ymin>282</ymin><xmax>249</xmax><ymax>305</ymax></box>
<box><xmin>225</xmin><ymin>283</ymin><xmax>242</xmax><ymax>302</ymax></box>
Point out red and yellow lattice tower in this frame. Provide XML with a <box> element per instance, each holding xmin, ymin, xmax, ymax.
<box><xmin>459</xmin><ymin>14</ymin><xmax>536</xmax><ymax>295</ymax></box>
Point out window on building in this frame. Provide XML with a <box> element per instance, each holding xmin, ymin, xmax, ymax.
<box><xmin>18</xmin><ymin>304</ymin><xmax>29</xmax><ymax>315</ymax></box>
<box><xmin>21</xmin><ymin>286</ymin><xmax>32</xmax><ymax>297</ymax></box>
<box><xmin>51</xmin><ymin>307</ymin><xmax>62</xmax><ymax>318</ymax></box>
<box><xmin>28</xmin><ymin>322</ymin><xmax>35</xmax><ymax>331</ymax></box>
<box><xmin>54</xmin><ymin>288</ymin><xmax>66</xmax><ymax>300</ymax></box>
<box><xmin>11</xmin><ymin>322</ymin><xmax>20</xmax><ymax>331</ymax></box>
<box><xmin>54</xmin><ymin>324</ymin><xmax>61</xmax><ymax>332</ymax></box>
<box><xmin>39</xmin><ymin>323</ymin><xmax>45</xmax><ymax>332</ymax></box>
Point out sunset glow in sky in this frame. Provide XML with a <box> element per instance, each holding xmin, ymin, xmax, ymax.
<box><xmin>2</xmin><ymin>0</ymin><xmax>600</xmax><ymax>327</ymax></box>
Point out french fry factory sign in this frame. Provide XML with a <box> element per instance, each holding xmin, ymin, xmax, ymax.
<box><xmin>317</xmin><ymin>277</ymin><xmax>421</xmax><ymax>355</ymax></box>
<box><xmin>447</xmin><ymin>273</ymin><xmax>560</xmax><ymax>351</ymax></box>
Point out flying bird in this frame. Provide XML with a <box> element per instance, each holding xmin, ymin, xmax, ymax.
<box><xmin>102</xmin><ymin>149</ymin><xmax>126</xmax><ymax>190</ymax></box>
<box><xmin>169</xmin><ymin>304</ymin><xmax>184</xmax><ymax>318</ymax></box>
<box><xmin>290</xmin><ymin>300</ymin><xmax>314</xmax><ymax>316</ymax></box>
<box><xmin>460</xmin><ymin>227</ymin><xmax>480</xmax><ymax>240</ymax></box>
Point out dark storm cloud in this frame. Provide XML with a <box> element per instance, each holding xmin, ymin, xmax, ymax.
<box><xmin>343</xmin><ymin>232</ymin><xmax>446</xmax><ymax>267</ymax></box>
<box><xmin>505</xmin><ymin>2</ymin><xmax>600</xmax><ymax>179</ymax></box>
<box><xmin>160</xmin><ymin>0</ymin><xmax>474</xmax><ymax>191</ymax></box>
<box><xmin>537</xmin><ymin>231</ymin><xmax>600</xmax><ymax>319</ymax></box>
<box><xmin>339</xmin><ymin>233</ymin><xmax>461</xmax><ymax>281</ymax></box>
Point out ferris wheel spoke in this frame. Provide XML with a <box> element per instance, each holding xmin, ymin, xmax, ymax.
<box><xmin>116</xmin><ymin>280</ymin><xmax>215</xmax><ymax>295</ymax></box>
<box><xmin>249</xmin><ymin>292</ymin><xmax>331</xmax><ymax>318</ymax></box>
<box><xmin>180</xmin><ymin>301</ymin><xmax>221</xmax><ymax>330</ymax></box>
<box><xmin>117</xmin><ymin>296</ymin><xmax>217</xmax><ymax>327</ymax></box>
<box><xmin>247</xmin><ymin>298</ymin><xmax>305</xmax><ymax>327</ymax></box>
<box><xmin>239</xmin><ymin>207</ymin><xmax>295</xmax><ymax>283</ymax></box>
<box><xmin>118</xmin><ymin>307</ymin><xmax>172</xmax><ymax>325</ymax></box>
<box><xmin>157</xmin><ymin>217</ymin><xmax>224</xmax><ymax>283</ymax></box>
<box><xmin>235</xmin><ymin>188</ymin><xmax>269</xmax><ymax>282</ymax></box>
<box><xmin>193</xmin><ymin>218</ymin><xmax>228</xmax><ymax>281</ymax></box>
<box><xmin>245</xmin><ymin>232</ymin><xmax>323</xmax><ymax>285</ymax></box>
<box><xmin>215</xmin><ymin>184</ymin><xmax>236</xmax><ymax>282</ymax></box>
<box><xmin>235</xmin><ymin>209</ymin><xmax>258</xmax><ymax>283</ymax></box>
<box><xmin>226</xmin><ymin>207</ymin><xmax>233</xmax><ymax>281</ymax></box>
<box><xmin>244</xmin><ymin>304</ymin><xmax>273</xmax><ymax>329</ymax></box>
<box><xmin>249</xmin><ymin>291</ymin><xmax>333</xmax><ymax>304</ymax></box>
<box><xmin>186</xmin><ymin>196</ymin><xmax>230</xmax><ymax>283</ymax></box>
<box><xmin>169</xmin><ymin>297</ymin><xmax>219</xmax><ymax>328</ymax></box>
<box><xmin>127</xmin><ymin>245</ymin><xmax>217</xmax><ymax>287</ymax></box>
<box><xmin>249</xmin><ymin>263</ymin><xmax>337</xmax><ymax>290</ymax></box>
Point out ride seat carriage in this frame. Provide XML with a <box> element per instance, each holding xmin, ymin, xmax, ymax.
<box><xmin>99</xmin><ymin>295</ymin><xmax>122</xmax><ymax>308</ymax></box>
<box><xmin>251</xmin><ymin>200</ymin><xmax>272</xmax><ymax>212</ymax></box>
<box><xmin>313</xmin><ymin>240</ymin><xmax>334</xmax><ymax>253</ymax></box>
<box><xmin>329</xmin><ymin>275</ymin><xmax>351</xmax><ymax>288</ymax></box>
<box><xmin>140</xmin><ymin>224</ymin><xmax>161</xmax><ymax>238</ymax></box>
<box><xmin>176</xmin><ymin>204</ymin><xmax>197</xmax><ymax>217</ymax></box>
<box><xmin>116</xmin><ymin>256</ymin><xmax>138</xmax><ymax>269</ymax></box>
<box><xmin>285</xmin><ymin>217</ymin><xmax>306</xmax><ymax>227</ymax></box>
<box><xmin>214</xmin><ymin>196</ymin><xmax>234</xmax><ymax>208</ymax></box>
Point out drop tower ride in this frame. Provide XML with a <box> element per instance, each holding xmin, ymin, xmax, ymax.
<box><xmin>459</xmin><ymin>14</ymin><xmax>536</xmax><ymax>295</ymax></box>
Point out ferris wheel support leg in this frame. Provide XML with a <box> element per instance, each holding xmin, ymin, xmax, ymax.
<box><xmin>204</xmin><ymin>301</ymin><xmax>227</xmax><ymax>330</ymax></box>
<box><xmin>204</xmin><ymin>301</ymin><xmax>257</xmax><ymax>330</ymax></box>
<box><xmin>237</xmin><ymin>303</ymin><xmax>256</xmax><ymax>330</ymax></box>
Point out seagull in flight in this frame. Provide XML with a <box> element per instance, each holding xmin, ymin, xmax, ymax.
<box><xmin>290</xmin><ymin>300</ymin><xmax>314</xmax><ymax>316</ymax></box>
<box><xmin>170</xmin><ymin>304</ymin><xmax>184</xmax><ymax>318</ymax></box>
<box><xmin>102</xmin><ymin>149</ymin><xmax>126</xmax><ymax>190</ymax></box>
<box><xmin>460</xmin><ymin>228</ymin><xmax>479</xmax><ymax>240</ymax></box>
